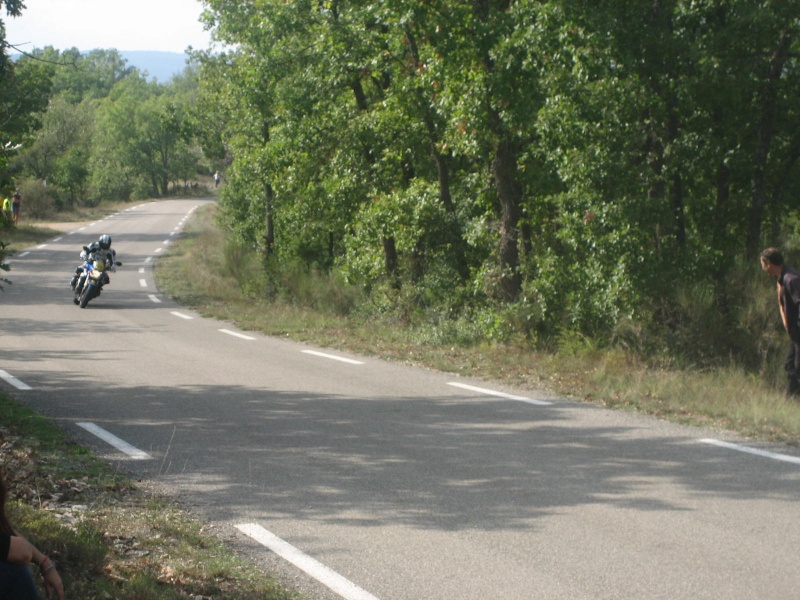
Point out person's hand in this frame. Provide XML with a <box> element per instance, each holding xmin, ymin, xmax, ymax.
<box><xmin>39</xmin><ymin>557</ymin><xmax>64</xmax><ymax>600</ymax></box>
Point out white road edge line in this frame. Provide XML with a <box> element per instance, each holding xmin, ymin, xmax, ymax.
<box><xmin>302</xmin><ymin>350</ymin><xmax>364</xmax><ymax>365</ymax></box>
<box><xmin>447</xmin><ymin>382</ymin><xmax>552</xmax><ymax>406</ymax></box>
<box><xmin>76</xmin><ymin>422</ymin><xmax>152</xmax><ymax>460</ymax></box>
<box><xmin>700</xmin><ymin>438</ymin><xmax>800</xmax><ymax>466</ymax></box>
<box><xmin>148</xmin><ymin>295</ymin><xmax>161</xmax><ymax>303</ymax></box>
<box><xmin>219</xmin><ymin>329</ymin><xmax>256</xmax><ymax>340</ymax></box>
<box><xmin>139</xmin><ymin>279</ymin><xmax>148</xmax><ymax>287</ymax></box>
<box><xmin>0</xmin><ymin>370</ymin><xmax>32</xmax><ymax>390</ymax></box>
<box><xmin>236</xmin><ymin>523</ymin><xmax>381</xmax><ymax>600</ymax></box>
<box><xmin>171</xmin><ymin>311</ymin><xmax>193</xmax><ymax>320</ymax></box>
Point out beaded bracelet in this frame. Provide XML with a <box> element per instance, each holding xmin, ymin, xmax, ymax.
<box><xmin>39</xmin><ymin>556</ymin><xmax>56</xmax><ymax>575</ymax></box>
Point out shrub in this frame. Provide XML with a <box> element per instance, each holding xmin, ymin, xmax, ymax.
<box><xmin>16</xmin><ymin>179</ymin><xmax>55</xmax><ymax>221</ymax></box>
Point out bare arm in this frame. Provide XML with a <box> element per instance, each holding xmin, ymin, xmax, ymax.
<box><xmin>778</xmin><ymin>282</ymin><xmax>788</xmax><ymax>330</ymax></box>
<box><xmin>6</xmin><ymin>535</ymin><xmax>64</xmax><ymax>599</ymax></box>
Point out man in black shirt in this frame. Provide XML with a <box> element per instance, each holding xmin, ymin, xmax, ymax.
<box><xmin>761</xmin><ymin>247</ymin><xmax>800</xmax><ymax>397</ymax></box>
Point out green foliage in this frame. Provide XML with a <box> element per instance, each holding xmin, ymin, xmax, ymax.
<box><xmin>3</xmin><ymin>46</ymin><xmax>206</xmax><ymax>207</ymax></box>
<box><xmin>15</xmin><ymin>178</ymin><xmax>55</xmax><ymax>219</ymax></box>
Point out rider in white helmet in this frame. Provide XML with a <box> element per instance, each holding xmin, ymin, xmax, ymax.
<box><xmin>70</xmin><ymin>234</ymin><xmax>118</xmax><ymax>294</ymax></box>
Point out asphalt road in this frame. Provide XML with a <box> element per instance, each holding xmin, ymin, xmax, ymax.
<box><xmin>2</xmin><ymin>199</ymin><xmax>800</xmax><ymax>600</ymax></box>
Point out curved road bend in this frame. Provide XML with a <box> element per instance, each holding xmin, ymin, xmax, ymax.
<box><xmin>2</xmin><ymin>198</ymin><xmax>800</xmax><ymax>600</ymax></box>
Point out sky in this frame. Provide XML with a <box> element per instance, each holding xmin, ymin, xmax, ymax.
<box><xmin>4</xmin><ymin>0</ymin><xmax>212</xmax><ymax>54</ymax></box>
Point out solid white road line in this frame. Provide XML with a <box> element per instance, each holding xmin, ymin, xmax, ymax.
<box><xmin>219</xmin><ymin>329</ymin><xmax>256</xmax><ymax>340</ymax></box>
<box><xmin>0</xmin><ymin>370</ymin><xmax>32</xmax><ymax>390</ymax></box>
<box><xmin>302</xmin><ymin>350</ymin><xmax>364</xmax><ymax>365</ymax></box>
<box><xmin>171</xmin><ymin>311</ymin><xmax>193</xmax><ymax>319</ymax></box>
<box><xmin>76</xmin><ymin>422</ymin><xmax>152</xmax><ymax>460</ymax></box>
<box><xmin>700</xmin><ymin>438</ymin><xmax>800</xmax><ymax>466</ymax></box>
<box><xmin>236</xmin><ymin>523</ymin><xmax>381</xmax><ymax>600</ymax></box>
<box><xmin>447</xmin><ymin>382</ymin><xmax>552</xmax><ymax>406</ymax></box>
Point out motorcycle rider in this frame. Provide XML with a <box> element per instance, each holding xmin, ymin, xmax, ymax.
<box><xmin>70</xmin><ymin>234</ymin><xmax>117</xmax><ymax>302</ymax></box>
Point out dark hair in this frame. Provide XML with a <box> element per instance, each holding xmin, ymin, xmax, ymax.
<box><xmin>0</xmin><ymin>469</ymin><xmax>16</xmax><ymax>535</ymax></box>
<box><xmin>761</xmin><ymin>247</ymin><xmax>784</xmax><ymax>266</ymax></box>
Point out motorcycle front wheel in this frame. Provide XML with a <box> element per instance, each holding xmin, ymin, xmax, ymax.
<box><xmin>79</xmin><ymin>282</ymin><xmax>97</xmax><ymax>308</ymax></box>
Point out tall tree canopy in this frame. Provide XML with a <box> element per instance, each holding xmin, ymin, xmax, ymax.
<box><xmin>196</xmin><ymin>0</ymin><xmax>800</xmax><ymax>351</ymax></box>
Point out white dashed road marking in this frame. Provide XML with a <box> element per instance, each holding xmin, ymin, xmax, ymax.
<box><xmin>447</xmin><ymin>382</ymin><xmax>552</xmax><ymax>406</ymax></box>
<box><xmin>0</xmin><ymin>370</ymin><xmax>32</xmax><ymax>390</ymax></box>
<box><xmin>302</xmin><ymin>350</ymin><xmax>364</xmax><ymax>365</ymax></box>
<box><xmin>219</xmin><ymin>329</ymin><xmax>256</xmax><ymax>340</ymax></box>
<box><xmin>76</xmin><ymin>422</ymin><xmax>152</xmax><ymax>460</ymax></box>
<box><xmin>700</xmin><ymin>438</ymin><xmax>800</xmax><ymax>466</ymax></box>
<box><xmin>237</xmin><ymin>523</ymin><xmax>381</xmax><ymax>600</ymax></box>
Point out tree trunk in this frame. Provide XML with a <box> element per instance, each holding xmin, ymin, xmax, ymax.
<box><xmin>264</xmin><ymin>181</ymin><xmax>274</xmax><ymax>254</ymax></box>
<box><xmin>382</xmin><ymin>235</ymin><xmax>400</xmax><ymax>289</ymax></box>
<box><xmin>261</xmin><ymin>121</ymin><xmax>274</xmax><ymax>254</ymax></box>
<box><xmin>493</xmin><ymin>136</ymin><xmax>523</xmax><ymax>300</ymax></box>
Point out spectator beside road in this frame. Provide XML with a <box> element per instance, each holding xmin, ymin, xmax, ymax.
<box><xmin>0</xmin><ymin>469</ymin><xmax>64</xmax><ymax>599</ymax></box>
<box><xmin>761</xmin><ymin>247</ymin><xmax>800</xmax><ymax>398</ymax></box>
<box><xmin>11</xmin><ymin>191</ymin><xmax>21</xmax><ymax>225</ymax></box>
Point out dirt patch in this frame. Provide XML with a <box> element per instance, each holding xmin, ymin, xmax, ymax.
<box><xmin>32</xmin><ymin>222</ymin><xmax>86</xmax><ymax>231</ymax></box>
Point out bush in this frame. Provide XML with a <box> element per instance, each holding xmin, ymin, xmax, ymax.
<box><xmin>16</xmin><ymin>179</ymin><xmax>55</xmax><ymax>221</ymax></box>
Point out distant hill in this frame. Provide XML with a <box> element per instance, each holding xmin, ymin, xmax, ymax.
<box><xmin>10</xmin><ymin>50</ymin><xmax>192</xmax><ymax>83</ymax></box>
<box><xmin>120</xmin><ymin>51</ymin><xmax>191</xmax><ymax>82</ymax></box>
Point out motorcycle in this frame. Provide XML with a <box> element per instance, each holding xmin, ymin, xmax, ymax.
<box><xmin>70</xmin><ymin>247</ymin><xmax>121</xmax><ymax>308</ymax></box>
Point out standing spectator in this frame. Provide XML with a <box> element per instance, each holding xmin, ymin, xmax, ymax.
<box><xmin>214</xmin><ymin>171</ymin><xmax>220</xmax><ymax>188</ymax></box>
<box><xmin>761</xmin><ymin>247</ymin><xmax>800</xmax><ymax>397</ymax></box>
<box><xmin>0</xmin><ymin>469</ymin><xmax>64</xmax><ymax>599</ymax></box>
<box><xmin>2</xmin><ymin>196</ymin><xmax>10</xmax><ymax>223</ymax></box>
<box><xmin>11</xmin><ymin>191</ymin><xmax>21</xmax><ymax>225</ymax></box>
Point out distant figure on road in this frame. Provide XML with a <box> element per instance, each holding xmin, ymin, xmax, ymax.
<box><xmin>214</xmin><ymin>171</ymin><xmax>220</xmax><ymax>188</ymax></box>
<box><xmin>11</xmin><ymin>191</ymin><xmax>21</xmax><ymax>225</ymax></box>
<box><xmin>761</xmin><ymin>247</ymin><xmax>800</xmax><ymax>397</ymax></box>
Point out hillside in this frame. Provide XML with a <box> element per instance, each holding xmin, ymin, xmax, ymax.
<box><xmin>10</xmin><ymin>50</ymin><xmax>191</xmax><ymax>83</ymax></box>
<box><xmin>119</xmin><ymin>51</ymin><xmax>192</xmax><ymax>82</ymax></box>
